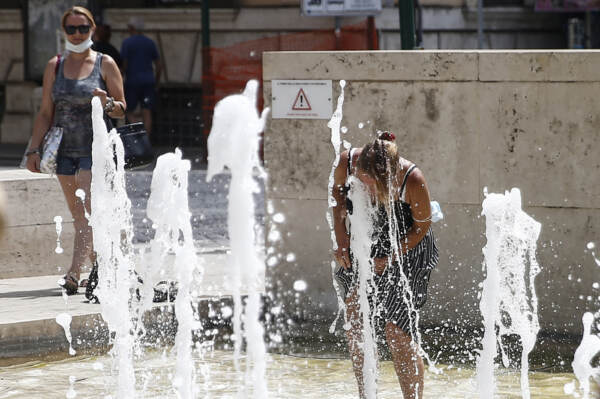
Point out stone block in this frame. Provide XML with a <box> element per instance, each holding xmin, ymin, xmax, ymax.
<box><xmin>0</xmin><ymin>31</ymin><xmax>23</xmax><ymax>82</ymax></box>
<box><xmin>0</xmin><ymin>173</ymin><xmax>71</xmax><ymax>227</ymax></box>
<box><xmin>0</xmin><ymin>223</ymin><xmax>75</xmax><ymax>279</ymax></box>
<box><xmin>263</xmin><ymin>51</ymin><xmax>479</xmax><ymax>81</ymax></box>
<box><xmin>5</xmin><ymin>82</ymin><xmax>37</xmax><ymax>113</ymax></box>
<box><xmin>265</xmin><ymin>81</ymin><xmax>481</xmax><ymax>205</ymax></box>
<box><xmin>6</xmin><ymin>60</ymin><xmax>24</xmax><ymax>82</ymax></box>
<box><xmin>0</xmin><ymin>114</ymin><xmax>32</xmax><ymax>144</ymax></box>
<box><xmin>0</xmin><ymin>10</ymin><xmax>22</xmax><ymax>31</ymax></box>
<box><xmin>265</xmin><ymin>198</ymin><xmax>337</xmax><ymax>323</ymax></box>
<box><xmin>478</xmin><ymin>82</ymin><xmax>600</xmax><ymax>208</ymax></box>
<box><xmin>479</xmin><ymin>51</ymin><xmax>600</xmax><ymax>82</ymax></box>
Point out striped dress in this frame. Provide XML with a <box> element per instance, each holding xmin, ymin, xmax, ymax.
<box><xmin>334</xmin><ymin>151</ymin><xmax>439</xmax><ymax>338</ymax></box>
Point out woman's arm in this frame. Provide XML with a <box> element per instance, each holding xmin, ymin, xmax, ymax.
<box><xmin>332</xmin><ymin>151</ymin><xmax>351</xmax><ymax>269</ymax></box>
<box><xmin>95</xmin><ymin>54</ymin><xmax>126</xmax><ymax>119</ymax></box>
<box><xmin>399</xmin><ymin>167</ymin><xmax>432</xmax><ymax>254</ymax></box>
<box><xmin>26</xmin><ymin>57</ymin><xmax>58</xmax><ymax>173</ymax></box>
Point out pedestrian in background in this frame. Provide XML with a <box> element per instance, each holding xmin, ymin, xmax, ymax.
<box><xmin>25</xmin><ymin>6</ymin><xmax>126</xmax><ymax>297</ymax></box>
<box><xmin>92</xmin><ymin>23</ymin><xmax>122</xmax><ymax>69</ymax></box>
<box><xmin>120</xmin><ymin>17</ymin><xmax>162</xmax><ymax>137</ymax></box>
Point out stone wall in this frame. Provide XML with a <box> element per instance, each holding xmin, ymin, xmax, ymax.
<box><xmin>0</xmin><ymin>170</ymin><xmax>74</xmax><ymax>279</ymax></box>
<box><xmin>262</xmin><ymin>50</ymin><xmax>600</xmax><ymax>338</ymax></box>
<box><xmin>0</xmin><ymin>7</ymin><xmax>564</xmax><ymax>146</ymax></box>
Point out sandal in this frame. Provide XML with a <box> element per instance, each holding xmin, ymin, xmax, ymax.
<box><xmin>59</xmin><ymin>274</ymin><xmax>79</xmax><ymax>295</ymax></box>
<box><xmin>153</xmin><ymin>281</ymin><xmax>178</xmax><ymax>303</ymax></box>
<box><xmin>85</xmin><ymin>261</ymin><xmax>99</xmax><ymax>303</ymax></box>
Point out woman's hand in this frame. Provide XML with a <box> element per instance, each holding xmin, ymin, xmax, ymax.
<box><xmin>26</xmin><ymin>153</ymin><xmax>41</xmax><ymax>173</ymax></box>
<box><xmin>335</xmin><ymin>233</ymin><xmax>351</xmax><ymax>270</ymax></box>
<box><xmin>93</xmin><ymin>88</ymin><xmax>109</xmax><ymax>108</ymax></box>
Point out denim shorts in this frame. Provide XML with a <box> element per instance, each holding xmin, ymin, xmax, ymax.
<box><xmin>56</xmin><ymin>155</ymin><xmax>92</xmax><ymax>175</ymax></box>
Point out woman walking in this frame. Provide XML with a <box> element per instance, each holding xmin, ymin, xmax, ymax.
<box><xmin>332</xmin><ymin>132</ymin><xmax>439</xmax><ymax>398</ymax></box>
<box><xmin>25</xmin><ymin>6</ymin><xmax>126</xmax><ymax>298</ymax></box>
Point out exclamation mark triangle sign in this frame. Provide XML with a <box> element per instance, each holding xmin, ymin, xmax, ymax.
<box><xmin>292</xmin><ymin>88</ymin><xmax>312</xmax><ymax>111</ymax></box>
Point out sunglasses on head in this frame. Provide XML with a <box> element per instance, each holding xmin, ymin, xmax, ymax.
<box><xmin>65</xmin><ymin>25</ymin><xmax>91</xmax><ymax>35</ymax></box>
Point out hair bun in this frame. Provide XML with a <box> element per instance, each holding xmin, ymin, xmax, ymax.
<box><xmin>378</xmin><ymin>131</ymin><xmax>395</xmax><ymax>142</ymax></box>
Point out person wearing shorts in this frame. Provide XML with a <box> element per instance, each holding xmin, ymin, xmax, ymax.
<box><xmin>25</xmin><ymin>6</ymin><xmax>126</xmax><ymax>297</ymax></box>
<box><xmin>121</xmin><ymin>17</ymin><xmax>162</xmax><ymax>136</ymax></box>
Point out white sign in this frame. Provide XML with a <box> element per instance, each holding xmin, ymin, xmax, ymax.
<box><xmin>302</xmin><ymin>0</ymin><xmax>382</xmax><ymax>16</ymax></box>
<box><xmin>272</xmin><ymin>80</ymin><xmax>332</xmax><ymax>120</ymax></box>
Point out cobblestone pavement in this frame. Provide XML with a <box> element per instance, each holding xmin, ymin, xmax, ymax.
<box><xmin>125</xmin><ymin>169</ymin><xmax>265</xmax><ymax>248</ymax></box>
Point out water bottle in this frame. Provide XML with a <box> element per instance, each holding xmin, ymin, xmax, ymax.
<box><xmin>430</xmin><ymin>200</ymin><xmax>443</xmax><ymax>223</ymax></box>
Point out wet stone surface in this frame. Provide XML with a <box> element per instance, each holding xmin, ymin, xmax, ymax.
<box><xmin>125</xmin><ymin>170</ymin><xmax>265</xmax><ymax>247</ymax></box>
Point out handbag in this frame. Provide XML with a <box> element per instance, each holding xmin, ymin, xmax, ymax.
<box><xmin>20</xmin><ymin>126</ymin><xmax>63</xmax><ymax>175</ymax></box>
<box><xmin>107</xmin><ymin>102</ymin><xmax>154</xmax><ymax>170</ymax></box>
<box><xmin>115</xmin><ymin>121</ymin><xmax>154</xmax><ymax>170</ymax></box>
<box><xmin>39</xmin><ymin>127</ymin><xmax>63</xmax><ymax>174</ymax></box>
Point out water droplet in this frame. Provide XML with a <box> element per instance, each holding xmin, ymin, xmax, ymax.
<box><xmin>268</xmin><ymin>230</ymin><xmax>281</xmax><ymax>242</ymax></box>
<box><xmin>272</xmin><ymin>213</ymin><xmax>285</xmax><ymax>223</ymax></box>
<box><xmin>286</xmin><ymin>253</ymin><xmax>296</xmax><ymax>262</ymax></box>
<box><xmin>293</xmin><ymin>280</ymin><xmax>307</xmax><ymax>291</ymax></box>
<box><xmin>358</xmin><ymin>122</ymin><xmax>364</xmax><ymax>129</ymax></box>
<box><xmin>267</xmin><ymin>256</ymin><xmax>278</xmax><ymax>267</ymax></box>
<box><xmin>221</xmin><ymin>306</ymin><xmax>233</xmax><ymax>319</ymax></box>
<box><xmin>587</xmin><ymin>242</ymin><xmax>596</xmax><ymax>250</ymax></box>
<box><xmin>341</xmin><ymin>126</ymin><xmax>348</xmax><ymax>134</ymax></box>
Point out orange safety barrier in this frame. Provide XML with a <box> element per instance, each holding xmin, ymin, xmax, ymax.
<box><xmin>201</xmin><ymin>20</ymin><xmax>378</xmax><ymax>140</ymax></box>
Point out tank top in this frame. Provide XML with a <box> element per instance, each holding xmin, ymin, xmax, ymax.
<box><xmin>52</xmin><ymin>52</ymin><xmax>109</xmax><ymax>157</ymax></box>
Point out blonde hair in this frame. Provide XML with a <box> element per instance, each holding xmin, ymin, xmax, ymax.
<box><xmin>357</xmin><ymin>136</ymin><xmax>399</xmax><ymax>204</ymax></box>
<box><xmin>61</xmin><ymin>6</ymin><xmax>96</xmax><ymax>30</ymax></box>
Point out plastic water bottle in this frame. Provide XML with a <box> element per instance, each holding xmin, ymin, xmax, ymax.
<box><xmin>430</xmin><ymin>200</ymin><xmax>443</xmax><ymax>223</ymax></box>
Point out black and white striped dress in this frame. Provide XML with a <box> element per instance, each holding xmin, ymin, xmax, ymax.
<box><xmin>335</xmin><ymin>150</ymin><xmax>439</xmax><ymax>338</ymax></box>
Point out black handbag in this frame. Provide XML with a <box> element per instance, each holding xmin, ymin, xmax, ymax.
<box><xmin>116</xmin><ymin>122</ymin><xmax>154</xmax><ymax>169</ymax></box>
<box><xmin>111</xmin><ymin>103</ymin><xmax>154</xmax><ymax>170</ymax></box>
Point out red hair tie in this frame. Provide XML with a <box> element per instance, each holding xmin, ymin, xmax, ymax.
<box><xmin>379</xmin><ymin>131</ymin><xmax>395</xmax><ymax>141</ymax></box>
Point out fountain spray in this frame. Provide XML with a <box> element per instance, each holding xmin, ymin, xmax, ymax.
<box><xmin>206</xmin><ymin>79</ymin><xmax>270</xmax><ymax>398</ymax></box>
<box><xmin>476</xmin><ymin>188</ymin><xmax>541</xmax><ymax>399</ymax></box>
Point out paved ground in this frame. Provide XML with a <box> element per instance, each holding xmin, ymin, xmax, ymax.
<box><xmin>0</xmin><ymin>165</ymin><xmax>266</xmax><ymax>361</ymax></box>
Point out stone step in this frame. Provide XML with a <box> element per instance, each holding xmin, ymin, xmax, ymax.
<box><xmin>0</xmin><ymin>263</ymin><xmax>252</xmax><ymax>362</ymax></box>
<box><xmin>0</xmin><ymin>169</ymin><xmax>74</xmax><ymax>279</ymax></box>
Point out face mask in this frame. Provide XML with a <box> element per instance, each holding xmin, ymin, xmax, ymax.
<box><xmin>65</xmin><ymin>36</ymin><xmax>93</xmax><ymax>53</ymax></box>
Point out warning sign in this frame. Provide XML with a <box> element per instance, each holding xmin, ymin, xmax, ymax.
<box><xmin>292</xmin><ymin>89</ymin><xmax>312</xmax><ymax>111</ymax></box>
<box><xmin>272</xmin><ymin>80</ymin><xmax>332</xmax><ymax>119</ymax></box>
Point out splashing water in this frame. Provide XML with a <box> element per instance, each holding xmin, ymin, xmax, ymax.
<box><xmin>53</xmin><ymin>215</ymin><xmax>63</xmax><ymax>254</ymax></box>
<box><xmin>347</xmin><ymin>176</ymin><xmax>378</xmax><ymax>399</ymax></box>
<box><xmin>145</xmin><ymin>149</ymin><xmax>202</xmax><ymax>398</ymax></box>
<box><xmin>89</xmin><ymin>96</ymin><xmax>137</xmax><ymax>398</ymax></box>
<box><xmin>327</xmin><ymin>80</ymin><xmax>348</xmax><ymax>334</ymax></box>
<box><xmin>476</xmin><ymin>188</ymin><xmax>541</xmax><ymax>399</ymax></box>
<box><xmin>587</xmin><ymin>242</ymin><xmax>600</xmax><ymax>267</ymax></box>
<box><xmin>568</xmin><ymin>312</ymin><xmax>600</xmax><ymax>399</ymax></box>
<box><xmin>206</xmin><ymin>79</ymin><xmax>270</xmax><ymax>398</ymax></box>
<box><xmin>55</xmin><ymin>313</ymin><xmax>76</xmax><ymax>356</ymax></box>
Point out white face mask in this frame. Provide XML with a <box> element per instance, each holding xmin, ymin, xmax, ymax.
<box><xmin>65</xmin><ymin>36</ymin><xmax>93</xmax><ymax>53</ymax></box>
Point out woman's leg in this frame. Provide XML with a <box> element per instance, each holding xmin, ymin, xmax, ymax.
<box><xmin>345</xmin><ymin>289</ymin><xmax>367</xmax><ymax>398</ymax></box>
<box><xmin>385</xmin><ymin>322</ymin><xmax>424</xmax><ymax>399</ymax></box>
<box><xmin>57</xmin><ymin>170</ymin><xmax>94</xmax><ymax>280</ymax></box>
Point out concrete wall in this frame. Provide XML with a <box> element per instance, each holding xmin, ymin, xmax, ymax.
<box><xmin>262</xmin><ymin>50</ymin><xmax>600</xmax><ymax>338</ymax></box>
<box><xmin>0</xmin><ymin>170</ymin><xmax>74</xmax><ymax>279</ymax></box>
<box><xmin>0</xmin><ymin>7</ymin><xmax>564</xmax><ymax>146</ymax></box>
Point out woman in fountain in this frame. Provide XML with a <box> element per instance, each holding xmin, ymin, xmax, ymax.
<box><xmin>25</xmin><ymin>6</ymin><xmax>126</xmax><ymax>299</ymax></box>
<box><xmin>332</xmin><ymin>132</ymin><xmax>438</xmax><ymax>399</ymax></box>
